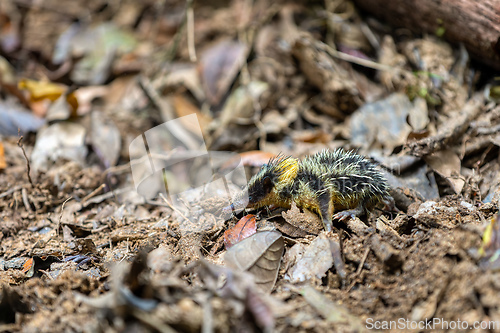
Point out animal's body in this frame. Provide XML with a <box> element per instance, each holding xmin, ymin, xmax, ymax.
<box><xmin>229</xmin><ymin>149</ymin><xmax>391</xmax><ymax>231</ymax></box>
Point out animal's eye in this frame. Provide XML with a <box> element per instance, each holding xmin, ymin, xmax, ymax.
<box><xmin>262</xmin><ymin>176</ymin><xmax>273</xmax><ymax>193</ymax></box>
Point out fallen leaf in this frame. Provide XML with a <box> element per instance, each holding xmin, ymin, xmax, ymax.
<box><xmin>349</xmin><ymin>93</ymin><xmax>413</xmax><ymax>152</ymax></box>
<box><xmin>224</xmin><ymin>231</ymin><xmax>284</xmax><ymax>293</ymax></box>
<box><xmin>89</xmin><ymin>111</ymin><xmax>121</xmax><ymax>168</ymax></box>
<box><xmin>284</xmin><ymin>232</ymin><xmax>334</xmax><ymax>282</ymax></box>
<box><xmin>0</xmin><ymin>101</ymin><xmax>45</xmax><ymax>136</ymax></box>
<box><xmin>18</xmin><ymin>79</ymin><xmax>66</xmax><ymax>102</ymax></box>
<box><xmin>18</xmin><ymin>79</ymin><xmax>78</xmax><ymax>117</ymax></box>
<box><xmin>199</xmin><ymin>40</ymin><xmax>248</xmax><ymax>105</ymax></box>
<box><xmin>67</xmin><ymin>23</ymin><xmax>138</xmax><ymax>85</ymax></box>
<box><xmin>224</xmin><ymin>214</ymin><xmax>257</xmax><ymax>249</ymax></box>
<box><xmin>0</xmin><ymin>141</ymin><xmax>5</xmax><ymax>169</ymax></box>
<box><xmin>21</xmin><ymin>258</ymin><xmax>34</xmax><ymax>275</ymax></box>
<box><xmin>172</xmin><ymin>94</ymin><xmax>212</xmax><ymax>135</ymax></box>
<box><xmin>424</xmin><ymin>150</ymin><xmax>465</xmax><ymax>194</ymax></box>
<box><xmin>31</xmin><ymin>122</ymin><xmax>88</xmax><ymax>172</ymax></box>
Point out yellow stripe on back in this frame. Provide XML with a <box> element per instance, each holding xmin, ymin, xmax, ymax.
<box><xmin>277</xmin><ymin>158</ymin><xmax>299</xmax><ymax>183</ymax></box>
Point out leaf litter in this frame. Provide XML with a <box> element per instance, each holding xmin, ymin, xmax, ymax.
<box><xmin>0</xmin><ymin>0</ymin><xmax>500</xmax><ymax>332</ymax></box>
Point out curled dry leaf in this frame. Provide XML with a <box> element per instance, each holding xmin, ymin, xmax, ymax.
<box><xmin>18</xmin><ymin>79</ymin><xmax>78</xmax><ymax>117</ymax></box>
<box><xmin>224</xmin><ymin>214</ymin><xmax>257</xmax><ymax>249</ymax></box>
<box><xmin>423</xmin><ymin>150</ymin><xmax>464</xmax><ymax>194</ymax></box>
<box><xmin>199</xmin><ymin>40</ymin><xmax>248</xmax><ymax>105</ymax></box>
<box><xmin>172</xmin><ymin>94</ymin><xmax>212</xmax><ymax>130</ymax></box>
<box><xmin>224</xmin><ymin>231</ymin><xmax>284</xmax><ymax>293</ymax></box>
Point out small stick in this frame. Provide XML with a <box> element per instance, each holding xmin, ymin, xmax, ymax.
<box><xmin>81</xmin><ymin>184</ymin><xmax>106</xmax><ymax>205</ymax></box>
<box><xmin>187</xmin><ymin>1</ymin><xmax>197</xmax><ymax>62</ymax></box>
<box><xmin>159</xmin><ymin>193</ymin><xmax>196</xmax><ymax>228</ymax></box>
<box><xmin>17</xmin><ymin>135</ymin><xmax>34</xmax><ymax>188</ymax></box>
<box><xmin>21</xmin><ymin>187</ymin><xmax>33</xmax><ymax>213</ymax></box>
<box><xmin>346</xmin><ymin>247</ymin><xmax>370</xmax><ymax>292</ymax></box>
<box><xmin>0</xmin><ymin>185</ymin><xmax>24</xmax><ymax>199</ymax></box>
<box><xmin>57</xmin><ymin>196</ymin><xmax>73</xmax><ymax>237</ymax></box>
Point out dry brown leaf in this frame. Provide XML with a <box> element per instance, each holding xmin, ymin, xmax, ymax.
<box><xmin>199</xmin><ymin>40</ymin><xmax>248</xmax><ymax>105</ymax></box>
<box><xmin>0</xmin><ymin>141</ymin><xmax>5</xmax><ymax>169</ymax></box>
<box><xmin>172</xmin><ymin>94</ymin><xmax>212</xmax><ymax>134</ymax></box>
<box><xmin>285</xmin><ymin>232</ymin><xmax>334</xmax><ymax>282</ymax></box>
<box><xmin>224</xmin><ymin>231</ymin><xmax>284</xmax><ymax>293</ymax></box>
<box><xmin>224</xmin><ymin>214</ymin><xmax>257</xmax><ymax>249</ymax></box>
<box><xmin>18</xmin><ymin>79</ymin><xmax>78</xmax><ymax>117</ymax></box>
<box><xmin>281</xmin><ymin>202</ymin><xmax>323</xmax><ymax>235</ymax></box>
<box><xmin>424</xmin><ymin>150</ymin><xmax>465</xmax><ymax>194</ymax></box>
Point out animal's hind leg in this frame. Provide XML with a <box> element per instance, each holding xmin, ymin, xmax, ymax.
<box><xmin>317</xmin><ymin>189</ymin><xmax>334</xmax><ymax>231</ymax></box>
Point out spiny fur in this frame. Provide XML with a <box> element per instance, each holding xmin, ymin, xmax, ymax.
<box><xmin>240</xmin><ymin>149</ymin><xmax>391</xmax><ymax>231</ymax></box>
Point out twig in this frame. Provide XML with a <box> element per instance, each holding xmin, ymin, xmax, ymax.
<box><xmin>187</xmin><ymin>1</ymin><xmax>197</xmax><ymax>62</ymax></box>
<box><xmin>57</xmin><ymin>196</ymin><xmax>73</xmax><ymax>237</ymax></box>
<box><xmin>82</xmin><ymin>187</ymin><xmax>132</xmax><ymax>207</ymax></box>
<box><xmin>406</xmin><ymin>94</ymin><xmax>484</xmax><ymax>157</ymax></box>
<box><xmin>317</xmin><ymin>39</ymin><xmax>396</xmax><ymax>72</ymax></box>
<box><xmin>164</xmin><ymin>0</ymin><xmax>194</xmax><ymax>63</ymax></box>
<box><xmin>0</xmin><ymin>185</ymin><xmax>24</xmax><ymax>199</ymax></box>
<box><xmin>81</xmin><ymin>184</ymin><xmax>106</xmax><ymax>205</ymax></box>
<box><xmin>17</xmin><ymin>135</ymin><xmax>34</xmax><ymax>188</ymax></box>
<box><xmin>21</xmin><ymin>187</ymin><xmax>33</xmax><ymax>213</ymax></box>
<box><xmin>346</xmin><ymin>247</ymin><xmax>370</xmax><ymax>292</ymax></box>
<box><xmin>159</xmin><ymin>193</ymin><xmax>196</xmax><ymax>228</ymax></box>
<box><xmin>138</xmin><ymin>76</ymin><xmax>201</xmax><ymax>150</ymax></box>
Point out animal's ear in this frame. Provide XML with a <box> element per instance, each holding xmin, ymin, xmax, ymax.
<box><xmin>262</xmin><ymin>176</ymin><xmax>273</xmax><ymax>193</ymax></box>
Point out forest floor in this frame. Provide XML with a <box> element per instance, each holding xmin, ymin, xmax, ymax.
<box><xmin>1</xmin><ymin>0</ymin><xmax>500</xmax><ymax>332</ymax></box>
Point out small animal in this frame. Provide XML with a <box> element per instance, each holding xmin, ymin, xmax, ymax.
<box><xmin>225</xmin><ymin>149</ymin><xmax>392</xmax><ymax>231</ymax></box>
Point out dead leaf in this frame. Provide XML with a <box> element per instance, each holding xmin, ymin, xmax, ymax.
<box><xmin>281</xmin><ymin>202</ymin><xmax>323</xmax><ymax>235</ymax></box>
<box><xmin>284</xmin><ymin>232</ymin><xmax>334</xmax><ymax>282</ymax></box>
<box><xmin>31</xmin><ymin>122</ymin><xmax>88</xmax><ymax>172</ymax></box>
<box><xmin>224</xmin><ymin>214</ymin><xmax>257</xmax><ymax>249</ymax></box>
<box><xmin>172</xmin><ymin>94</ymin><xmax>212</xmax><ymax>134</ymax></box>
<box><xmin>424</xmin><ymin>150</ymin><xmax>465</xmax><ymax>193</ymax></box>
<box><xmin>0</xmin><ymin>141</ymin><xmax>5</xmax><ymax>169</ymax></box>
<box><xmin>408</xmin><ymin>97</ymin><xmax>430</xmax><ymax>131</ymax></box>
<box><xmin>199</xmin><ymin>40</ymin><xmax>249</xmax><ymax>105</ymax></box>
<box><xmin>224</xmin><ymin>231</ymin><xmax>284</xmax><ymax>293</ymax></box>
<box><xmin>349</xmin><ymin>93</ymin><xmax>413</xmax><ymax>152</ymax></box>
<box><xmin>66</xmin><ymin>23</ymin><xmax>138</xmax><ymax>85</ymax></box>
<box><xmin>219</xmin><ymin>81</ymin><xmax>269</xmax><ymax>128</ymax></box>
<box><xmin>18</xmin><ymin>79</ymin><xmax>78</xmax><ymax>117</ymax></box>
<box><xmin>0</xmin><ymin>101</ymin><xmax>45</xmax><ymax>136</ymax></box>
<box><xmin>90</xmin><ymin>111</ymin><xmax>121</xmax><ymax>168</ymax></box>
<box><xmin>301</xmin><ymin>285</ymin><xmax>369</xmax><ymax>332</ymax></box>
<box><xmin>22</xmin><ymin>258</ymin><xmax>34</xmax><ymax>275</ymax></box>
